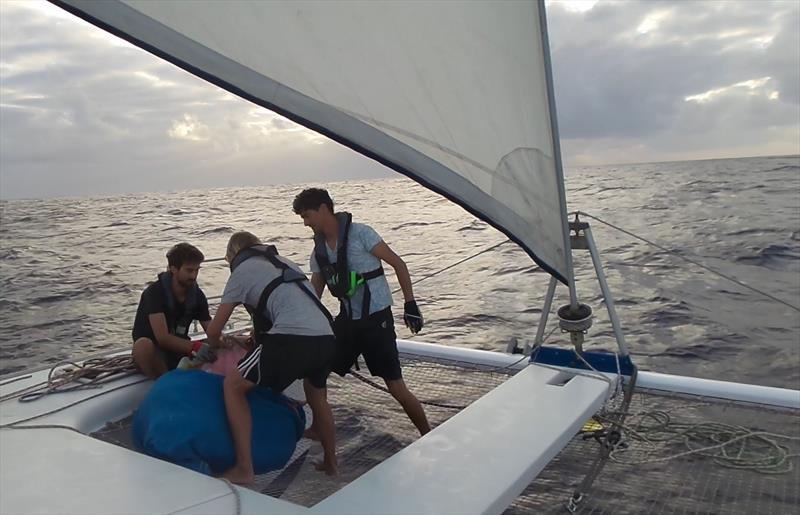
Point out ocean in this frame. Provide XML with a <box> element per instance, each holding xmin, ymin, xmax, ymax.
<box><xmin>1</xmin><ymin>154</ymin><xmax>798</xmax><ymax>390</ymax></box>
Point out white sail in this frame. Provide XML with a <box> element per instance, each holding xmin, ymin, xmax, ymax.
<box><xmin>54</xmin><ymin>0</ymin><xmax>572</xmax><ymax>283</ymax></box>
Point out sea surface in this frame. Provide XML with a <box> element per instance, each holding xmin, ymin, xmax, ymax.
<box><xmin>1</xmin><ymin>155</ymin><xmax>798</xmax><ymax>390</ymax></box>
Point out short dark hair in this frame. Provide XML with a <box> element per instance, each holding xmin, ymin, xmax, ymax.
<box><xmin>293</xmin><ymin>188</ymin><xmax>333</xmax><ymax>214</ymax></box>
<box><xmin>166</xmin><ymin>243</ymin><xmax>204</xmax><ymax>269</ymax></box>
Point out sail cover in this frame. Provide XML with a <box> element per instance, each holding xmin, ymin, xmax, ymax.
<box><xmin>53</xmin><ymin>0</ymin><xmax>572</xmax><ymax>283</ymax></box>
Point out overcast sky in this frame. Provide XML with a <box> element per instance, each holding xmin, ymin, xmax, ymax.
<box><xmin>1</xmin><ymin>0</ymin><xmax>798</xmax><ymax>200</ymax></box>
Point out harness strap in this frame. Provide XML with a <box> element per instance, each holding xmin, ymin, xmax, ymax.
<box><xmin>159</xmin><ymin>272</ymin><xmax>198</xmax><ymax>337</ymax></box>
<box><xmin>232</xmin><ymin>245</ymin><xmax>333</xmax><ymax>334</ymax></box>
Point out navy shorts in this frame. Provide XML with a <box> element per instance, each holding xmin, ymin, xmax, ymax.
<box><xmin>334</xmin><ymin>308</ymin><xmax>402</xmax><ymax>381</ymax></box>
<box><xmin>237</xmin><ymin>333</ymin><xmax>335</xmax><ymax>392</ymax></box>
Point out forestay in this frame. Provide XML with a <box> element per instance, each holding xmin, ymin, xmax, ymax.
<box><xmin>53</xmin><ymin>0</ymin><xmax>572</xmax><ymax>283</ymax></box>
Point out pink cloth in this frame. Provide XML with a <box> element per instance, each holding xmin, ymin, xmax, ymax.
<box><xmin>201</xmin><ymin>345</ymin><xmax>248</xmax><ymax>376</ymax></box>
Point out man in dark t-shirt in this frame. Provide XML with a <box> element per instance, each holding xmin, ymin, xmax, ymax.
<box><xmin>132</xmin><ymin>243</ymin><xmax>212</xmax><ymax>378</ymax></box>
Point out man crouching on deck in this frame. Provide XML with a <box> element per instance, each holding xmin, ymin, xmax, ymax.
<box><xmin>206</xmin><ymin>231</ymin><xmax>338</xmax><ymax>483</ymax></box>
<box><xmin>131</xmin><ymin>243</ymin><xmax>214</xmax><ymax>378</ymax></box>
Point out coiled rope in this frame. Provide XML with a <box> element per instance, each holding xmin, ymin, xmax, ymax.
<box><xmin>0</xmin><ymin>355</ymin><xmax>137</xmax><ymax>404</ymax></box>
<box><xmin>597</xmin><ymin>408</ymin><xmax>800</xmax><ymax>474</ymax></box>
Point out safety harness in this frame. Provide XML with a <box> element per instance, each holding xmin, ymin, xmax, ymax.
<box><xmin>313</xmin><ymin>212</ymin><xmax>384</xmax><ymax>319</ymax></box>
<box><xmin>230</xmin><ymin>245</ymin><xmax>333</xmax><ymax>337</ymax></box>
<box><xmin>158</xmin><ymin>271</ymin><xmax>199</xmax><ymax>338</ymax></box>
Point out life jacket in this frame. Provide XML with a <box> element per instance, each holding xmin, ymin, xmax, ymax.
<box><xmin>230</xmin><ymin>245</ymin><xmax>333</xmax><ymax>338</ymax></box>
<box><xmin>158</xmin><ymin>271</ymin><xmax>199</xmax><ymax>338</ymax></box>
<box><xmin>313</xmin><ymin>212</ymin><xmax>384</xmax><ymax>318</ymax></box>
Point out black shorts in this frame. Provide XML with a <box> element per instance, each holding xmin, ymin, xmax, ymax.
<box><xmin>133</xmin><ymin>335</ymin><xmax>183</xmax><ymax>371</ymax></box>
<box><xmin>334</xmin><ymin>307</ymin><xmax>402</xmax><ymax>381</ymax></box>
<box><xmin>237</xmin><ymin>333</ymin><xmax>335</xmax><ymax>392</ymax></box>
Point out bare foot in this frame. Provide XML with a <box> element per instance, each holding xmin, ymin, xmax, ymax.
<box><xmin>314</xmin><ymin>458</ymin><xmax>338</xmax><ymax>476</ymax></box>
<box><xmin>303</xmin><ymin>427</ymin><xmax>320</xmax><ymax>441</ymax></box>
<box><xmin>222</xmin><ymin>465</ymin><xmax>255</xmax><ymax>485</ymax></box>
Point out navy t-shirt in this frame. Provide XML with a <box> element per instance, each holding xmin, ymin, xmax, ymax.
<box><xmin>132</xmin><ymin>278</ymin><xmax>211</xmax><ymax>344</ymax></box>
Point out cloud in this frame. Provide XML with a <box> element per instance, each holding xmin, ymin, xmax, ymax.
<box><xmin>1</xmin><ymin>0</ymin><xmax>798</xmax><ymax>198</ymax></box>
<box><xmin>0</xmin><ymin>0</ymin><xmax>390</xmax><ymax>199</ymax></box>
<box><xmin>547</xmin><ymin>0</ymin><xmax>799</xmax><ymax>165</ymax></box>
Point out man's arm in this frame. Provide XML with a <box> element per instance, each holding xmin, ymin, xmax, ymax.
<box><xmin>310</xmin><ymin>272</ymin><xmax>326</xmax><ymax>298</ymax></box>
<box><xmin>370</xmin><ymin>241</ymin><xmax>414</xmax><ymax>302</ymax></box>
<box><xmin>149</xmin><ymin>313</ymin><xmax>194</xmax><ymax>355</ymax></box>
<box><xmin>206</xmin><ymin>302</ymin><xmax>236</xmax><ymax>348</ymax></box>
<box><xmin>371</xmin><ymin>241</ymin><xmax>424</xmax><ymax>334</ymax></box>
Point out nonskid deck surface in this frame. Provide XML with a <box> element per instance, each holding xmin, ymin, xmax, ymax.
<box><xmin>92</xmin><ymin>354</ymin><xmax>800</xmax><ymax>514</ymax></box>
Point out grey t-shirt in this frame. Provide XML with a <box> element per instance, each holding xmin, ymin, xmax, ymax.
<box><xmin>222</xmin><ymin>255</ymin><xmax>333</xmax><ymax>337</ymax></box>
<box><xmin>310</xmin><ymin>222</ymin><xmax>392</xmax><ymax>320</ymax></box>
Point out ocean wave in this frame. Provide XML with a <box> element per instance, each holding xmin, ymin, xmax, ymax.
<box><xmin>764</xmin><ymin>165</ymin><xmax>800</xmax><ymax>172</ymax></box>
<box><xmin>0</xmin><ymin>249</ymin><xmax>24</xmax><ymax>259</ymax></box>
<box><xmin>197</xmin><ymin>226</ymin><xmax>235</xmax><ymax>235</ymax></box>
<box><xmin>456</xmin><ymin>220</ymin><xmax>488</xmax><ymax>232</ymax></box>
<box><xmin>725</xmin><ymin>227</ymin><xmax>783</xmax><ymax>237</ymax></box>
<box><xmin>735</xmin><ymin>244</ymin><xmax>800</xmax><ymax>267</ymax></box>
<box><xmin>2</xmin><ymin>157</ymin><xmax>798</xmax><ymax>389</ymax></box>
<box><xmin>391</xmin><ymin>221</ymin><xmax>435</xmax><ymax>230</ymax></box>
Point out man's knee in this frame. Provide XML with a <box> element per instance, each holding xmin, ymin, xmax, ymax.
<box><xmin>132</xmin><ymin>338</ymin><xmax>156</xmax><ymax>362</ymax></box>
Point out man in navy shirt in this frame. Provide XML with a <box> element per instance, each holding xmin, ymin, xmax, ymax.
<box><xmin>132</xmin><ymin>243</ymin><xmax>212</xmax><ymax>378</ymax></box>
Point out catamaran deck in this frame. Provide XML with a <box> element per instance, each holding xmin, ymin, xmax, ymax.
<box><xmin>81</xmin><ymin>353</ymin><xmax>800</xmax><ymax>515</ymax></box>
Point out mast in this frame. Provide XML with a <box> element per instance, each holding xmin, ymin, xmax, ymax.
<box><xmin>536</xmin><ymin>0</ymin><xmax>577</xmax><ymax>307</ymax></box>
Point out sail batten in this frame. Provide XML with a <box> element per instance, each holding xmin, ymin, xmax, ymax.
<box><xmin>53</xmin><ymin>0</ymin><xmax>571</xmax><ymax>283</ymax></box>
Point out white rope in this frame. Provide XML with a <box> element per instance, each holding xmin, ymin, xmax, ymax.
<box><xmin>219</xmin><ymin>478</ymin><xmax>242</xmax><ymax>515</ymax></box>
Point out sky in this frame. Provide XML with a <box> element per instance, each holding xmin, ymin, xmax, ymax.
<box><xmin>0</xmin><ymin>0</ymin><xmax>798</xmax><ymax>200</ymax></box>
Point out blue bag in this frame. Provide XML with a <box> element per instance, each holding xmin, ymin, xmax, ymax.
<box><xmin>132</xmin><ymin>369</ymin><xmax>305</xmax><ymax>475</ymax></box>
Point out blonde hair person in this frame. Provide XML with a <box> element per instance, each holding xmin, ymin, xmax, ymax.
<box><xmin>225</xmin><ymin>231</ymin><xmax>262</xmax><ymax>263</ymax></box>
<box><xmin>208</xmin><ymin>230</ymin><xmax>339</xmax><ymax>483</ymax></box>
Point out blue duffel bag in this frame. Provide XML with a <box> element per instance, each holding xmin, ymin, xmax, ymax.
<box><xmin>132</xmin><ymin>369</ymin><xmax>305</xmax><ymax>475</ymax></box>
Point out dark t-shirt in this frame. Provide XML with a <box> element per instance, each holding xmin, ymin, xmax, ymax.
<box><xmin>132</xmin><ymin>278</ymin><xmax>211</xmax><ymax>345</ymax></box>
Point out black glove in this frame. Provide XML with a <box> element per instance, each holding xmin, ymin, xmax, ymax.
<box><xmin>191</xmin><ymin>342</ymin><xmax>218</xmax><ymax>364</ymax></box>
<box><xmin>403</xmin><ymin>300</ymin><xmax>424</xmax><ymax>334</ymax></box>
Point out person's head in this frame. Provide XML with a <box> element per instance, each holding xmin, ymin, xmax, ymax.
<box><xmin>166</xmin><ymin>243</ymin><xmax>204</xmax><ymax>288</ymax></box>
<box><xmin>292</xmin><ymin>188</ymin><xmax>334</xmax><ymax>233</ymax></box>
<box><xmin>226</xmin><ymin>231</ymin><xmax>262</xmax><ymax>264</ymax></box>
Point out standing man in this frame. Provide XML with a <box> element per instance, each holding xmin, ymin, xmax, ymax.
<box><xmin>292</xmin><ymin>188</ymin><xmax>430</xmax><ymax>436</ymax></box>
<box><xmin>132</xmin><ymin>243</ymin><xmax>214</xmax><ymax>379</ymax></box>
<box><xmin>206</xmin><ymin>231</ymin><xmax>338</xmax><ymax>483</ymax></box>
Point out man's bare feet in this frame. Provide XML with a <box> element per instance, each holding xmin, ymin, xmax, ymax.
<box><xmin>314</xmin><ymin>458</ymin><xmax>338</xmax><ymax>476</ymax></box>
<box><xmin>222</xmin><ymin>465</ymin><xmax>255</xmax><ymax>485</ymax></box>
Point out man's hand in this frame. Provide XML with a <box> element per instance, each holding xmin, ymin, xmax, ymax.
<box><xmin>190</xmin><ymin>341</ymin><xmax>218</xmax><ymax>363</ymax></box>
<box><xmin>403</xmin><ymin>300</ymin><xmax>424</xmax><ymax>334</ymax></box>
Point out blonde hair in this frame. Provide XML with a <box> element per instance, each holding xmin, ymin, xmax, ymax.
<box><xmin>226</xmin><ymin>231</ymin><xmax>262</xmax><ymax>263</ymax></box>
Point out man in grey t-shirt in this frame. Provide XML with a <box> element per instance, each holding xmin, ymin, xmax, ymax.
<box><xmin>206</xmin><ymin>231</ymin><xmax>338</xmax><ymax>483</ymax></box>
<box><xmin>293</xmin><ymin>187</ymin><xmax>430</xmax><ymax>436</ymax></box>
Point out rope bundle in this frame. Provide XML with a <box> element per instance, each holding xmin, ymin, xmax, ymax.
<box><xmin>598</xmin><ymin>408</ymin><xmax>800</xmax><ymax>474</ymax></box>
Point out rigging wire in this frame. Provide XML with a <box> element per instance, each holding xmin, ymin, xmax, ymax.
<box><xmin>391</xmin><ymin>239</ymin><xmax>512</xmax><ymax>294</ymax></box>
<box><xmin>574</xmin><ymin>211</ymin><xmax>800</xmax><ymax>313</ymax></box>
